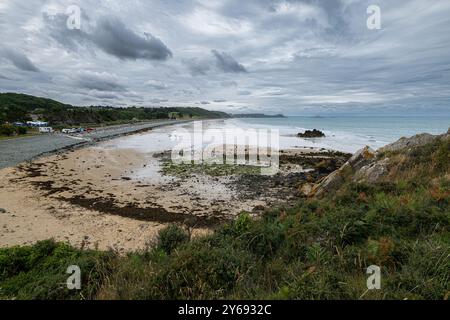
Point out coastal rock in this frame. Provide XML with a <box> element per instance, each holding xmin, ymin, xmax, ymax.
<box><xmin>311</xmin><ymin>129</ymin><xmax>448</xmax><ymax>199</ymax></box>
<box><xmin>353</xmin><ymin>158</ymin><xmax>390</xmax><ymax>183</ymax></box>
<box><xmin>315</xmin><ymin>159</ymin><xmax>341</xmax><ymax>174</ymax></box>
<box><xmin>379</xmin><ymin>133</ymin><xmax>435</xmax><ymax>153</ymax></box>
<box><xmin>347</xmin><ymin>146</ymin><xmax>376</xmax><ymax>170</ymax></box>
<box><xmin>441</xmin><ymin>128</ymin><xmax>450</xmax><ymax>141</ymax></box>
<box><xmin>297</xmin><ymin>129</ymin><xmax>325</xmax><ymax>138</ymax></box>
<box><xmin>299</xmin><ymin>183</ymin><xmax>315</xmax><ymax>197</ymax></box>
<box><xmin>311</xmin><ymin>146</ymin><xmax>375</xmax><ymax>197</ymax></box>
<box><xmin>311</xmin><ymin>165</ymin><xmax>348</xmax><ymax>197</ymax></box>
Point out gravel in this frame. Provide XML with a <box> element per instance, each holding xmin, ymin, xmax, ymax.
<box><xmin>0</xmin><ymin>120</ymin><xmax>185</xmax><ymax>169</ymax></box>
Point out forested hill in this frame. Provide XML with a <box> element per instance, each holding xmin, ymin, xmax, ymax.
<box><xmin>0</xmin><ymin>93</ymin><xmax>230</xmax><ymax>125</ymax></box>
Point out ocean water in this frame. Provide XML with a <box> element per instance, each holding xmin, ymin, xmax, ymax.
<box><xmin>99</xmin><ymin>115</ymin><xmax>450</xmax><ymax>155</ymax></box>
<box><xmin>229</xmin><ymin>115</ymin><xmax>450</xmax><ymax>153</ymax></box>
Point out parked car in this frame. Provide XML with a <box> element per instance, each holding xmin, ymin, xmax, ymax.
<box><xmin>61</xmin><ymin>128</ymin><xmax>78</xmax><ymax>134</ymax></box>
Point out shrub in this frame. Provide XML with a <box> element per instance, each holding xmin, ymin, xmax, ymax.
<box><xmin>0</xmin><ymin>124</ymin><xmax>15</xmax><ymax>136</ymax></box>
<box><xmin>0</xmin><ymin>240</ymin><xmax>113</xmax><ymax>300</ymax></box>
<box><xmin>240</xmin><ymin>219</ymin><xmax>285</xmax><ymax>259</ymax></box>
<box><xmin>157</xmin><ymin>225</ymin><xmax>190</xmax><ymax>254</ymax></box>
<box><xmin>150</xmin><ymin>243</ymin><xmax>255</xmax><ymax>299</ymax></box>
<box><xmin>17</xmin><ymin>126</ymin><xmax>28</xmax><ymax>135</ymax></box>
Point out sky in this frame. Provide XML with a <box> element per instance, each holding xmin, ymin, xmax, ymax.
<box><xmin>0</xmin><ymin>0</ymin><xmax>450</xmax><ymax>115</ymax></box>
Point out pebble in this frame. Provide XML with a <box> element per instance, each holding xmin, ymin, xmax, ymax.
<box><xmin>0</xmin><ymin>208</ymin><xmax>7</xmax><ymax>213</ymax></box>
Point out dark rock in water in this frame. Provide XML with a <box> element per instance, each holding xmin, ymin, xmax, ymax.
<box><xmin>298</xmin><ymin>129</ymin><xmax>325</xmax><ymax>138</ymax></box>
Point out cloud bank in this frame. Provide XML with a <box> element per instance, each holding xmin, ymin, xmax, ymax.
<box><xmin>0</xmin><ymin>0</ymin><xmax>449</xmax><ymax>114</ymax></box>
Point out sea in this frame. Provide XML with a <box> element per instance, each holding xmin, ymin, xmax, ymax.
<box><xmin>100</xmin><ymin>114</ymin><xmax>450</xmax><ymax>154</ymax></box>
<box><xmin>230</xmin><ymin>114</ymin><xmax>450</xmax><ymax>153</ymax></box>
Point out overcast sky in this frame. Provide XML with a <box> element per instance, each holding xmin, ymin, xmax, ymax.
<box><xmin>1</xmin><ymin>0</ymin><xmax>450</xmax><ymax>115</ymax></box>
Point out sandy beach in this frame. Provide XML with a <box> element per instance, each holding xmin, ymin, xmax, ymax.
<box><xmin>0</xmin><ymin>123</ymin><xmax>350</xmax><ymax>253</ymax></box>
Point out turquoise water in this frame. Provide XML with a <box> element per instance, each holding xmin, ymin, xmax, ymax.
<box><xmin>230</xmin><ymin>115</ymin><xmax>450</xmax><ymax>153</ymax></box>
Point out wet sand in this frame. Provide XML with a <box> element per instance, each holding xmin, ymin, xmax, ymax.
<box><xmin>0</xmin><ymin>125</ymin><xmax>350</xmax><ymax>253</ymax></box>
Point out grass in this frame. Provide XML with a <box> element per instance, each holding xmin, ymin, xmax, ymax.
<box><xmin>0</xmin><ymin>127</ymin><xmax>39</xmax><ymax>140</ymax></box>
<box><xmin>1</xmin><ymin>137</ymin><xmax>449</xmax><ymax>300</ymax></box>
<box><xmin>161</xmin><ymin>161</ymin><xmax>262</xmax><ymax>177</ymax></box>
<box><xmin>0</xmin><ymin>132</ymin><xmax>39</xmax><ymax>141</ymax></box>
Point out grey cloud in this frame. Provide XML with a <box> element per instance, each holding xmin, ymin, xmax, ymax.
<box><xmin>76</xmin><ymin>71</ymin><xmax>126</xmax><ymax>92</ymax></box>
<box><xmin>2</xmin><ymin>49</ymin><xmax>40</xmax><ymax>72</ymax></box>
<box><xmin>44</xmin><ymin>14</ymin><xmax>172</xmax><ymax>61</ymax></box>
<box><xmin>0</xmin><ymin>74</ymin><xmax>15</xmax><ymax>81</ymax></box>
<box><xmin>149</xmin><ymin>98</ymin><xmax>169</xmax><ymax>104</ymax></box>
<box><xmin>214</xmin><ymin>99</ymin><xmax>227</xmax><ymax>103</ymax></box>
<box><xmin>212</xmin><ymin>50</ymin><xmax>247</xmax><ymax>73</ymax></box>
<box><xmin>146</xmin><ymin>80</ymin><xmax>169</xmax><ymax>90</ymax></box>
<box><xmin>90</xmin><ymin>91</ymin><xmax>120</xmax><ymax>100</ymax></box>
<box><xmin>1</xmin><ymin>1</ymin><xmax>450</xmax><ymax>112</ymax></box>
<box><xmin>43</xmin><ymin>13</ymin><xmax>89</xmax><ymax>52</ymax></box>
<box><xmin>220</xmin><ymin>81</ymin><xmax>238</xmax><ymax>87</ymax></box>
<box><xmin>183</xmin><ymin>58</ymin><xmax>211</xmax><ymax>76</ymax></box>
<box><xmin>91</xmin><ymin>16</ymin><xmax>172</xmax><ymax>61</ymax></box>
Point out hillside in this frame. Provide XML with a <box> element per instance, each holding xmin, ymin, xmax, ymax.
<box><xmin>0</xmin><ymin>129</ymin><xmax>448</xmax><ymax>300</ymax></box>
<box><xmin>0</xmin><ymin>93</ymin><xmax>230</xmax><ymax>125</ymax></box>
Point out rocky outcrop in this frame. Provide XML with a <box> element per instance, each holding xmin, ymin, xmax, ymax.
<box><xmin>379</xmin><ymin>133</ymin><xmax>435</xmax><ymax>153</ymax></box>
<box><xmin>310</xmin><ymin>146</ymin><xmax>376</xmax><ymax>197</ymax></box>
<box><xmin>297</xmin><ymin>129</ymin><xmax>325</xmax><ymax>138</ymax></box>
<box><xmin>353</xmin><ymin>158</ymin><xmax>390</xmax><ymax>183</ymax></box>
<box><xmin>299</xmin><ymin>183</ymin><xmax>314</xmax><ymax>197</ymax></box>
<box><xmin>303</xmin><ymin>130</ymin><xmax>450</xmax><ymax>198</ymax></box>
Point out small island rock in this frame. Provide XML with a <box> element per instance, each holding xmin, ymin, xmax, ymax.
<box><xmin>297</xmin><ymin>129</ymin><xmax>325</xmax><ymax>138</ymax></box>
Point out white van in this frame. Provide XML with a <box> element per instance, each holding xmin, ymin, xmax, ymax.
<box><xmin>39</xmin><ymin>127</ymin><xmax>54</xmax><ymax>133</ymax></box>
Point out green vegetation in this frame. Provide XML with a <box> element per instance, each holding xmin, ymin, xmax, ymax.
<box><xmin>1</xmin><ymin>137</ymin><xmax>449</xmax><ymax>300</ymax></box>
<box><xmin>161</xmin><ymin>161</ymin><xmax>262</xmax><ymax>177</ymax></box>
<box><xmin>0</xmin><ymin>93</ymin><xmax>229</xmax><ymax>126</ymax></box>
<box><xmin>157</xmin><ymin>225</ymin><xmax>190</xmax><ymax>255</ymax></box>
<box><xmin>0</xmin><ymin>240</ymin><xmax>113</xmax><ymax>300</ymax></box>
<box><xmin>0</xmin><ymin>124</ymin><xmax>28</xmax><ymax>137</ymax></box>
